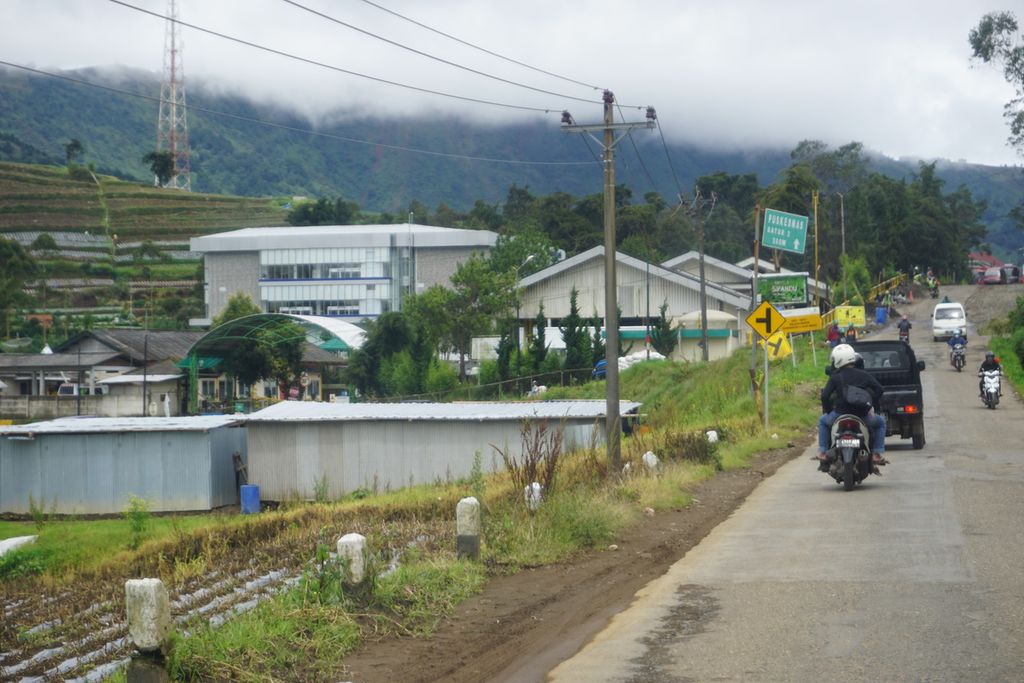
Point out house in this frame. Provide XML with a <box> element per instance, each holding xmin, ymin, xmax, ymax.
<box><xmin>190</xmin><ymin>223</ymin><xmax>498</xmax><ymax>324</ymax></box>
<box><xmin>516</xmin><ymin>247</ymin><xmax>751</xmax><ymax>362</ymax></box>
<box><xmin>0</xmin><ymin>329</ymin><xmax>203</xmax><ymax>419</ymax></box>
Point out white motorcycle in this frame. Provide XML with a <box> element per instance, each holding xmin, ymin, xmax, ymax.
<box><xmin>950</xmin><ymin>344</ymin><xmax>966</xmax><ymax>372</ymax></box>
<box><xmin>980</xmin><ymin>369</ymin><xmax>1001</xmax><ymax>409</ymax></box>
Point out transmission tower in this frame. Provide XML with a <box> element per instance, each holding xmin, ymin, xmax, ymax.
<box><xmin>156</xmin><ymin>0</ymin><xmax>191</xmax><ymax>190</ymax></box>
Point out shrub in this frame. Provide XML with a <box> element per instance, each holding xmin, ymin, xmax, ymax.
<box><xmin>124</xmin><ymin>495</ymin><xmax>151</xmax><ymax>549</ymax></box>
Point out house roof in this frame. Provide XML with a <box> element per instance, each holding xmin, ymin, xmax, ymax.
<box><xmin>661</xmin><ymin>251</ymin><xmax>757</xmax><ymax>284</ymax></box>
<box><xmin>0</xmin><ymin>351</ymin><xmax>123</xmax><ymax>372</ymax></box>
<box><xmin>54</xmin><ymin>329</ymin><xmax>204</xmax><ymax>363</ymax></box>
<box><xmin>246</xmin><ymin>399</ymin><xmax>643</xmax><ymax>423</ymax></box>
<box><xmin>519</xmin><ymin>246</ymin><xmax>749</xmax><ymax>309</ymax></box>
<box><xmin>0</xmin><ymin>415</ymin><xmax>243</xmax><ymax>436</ymax></box>
<box><xmin>190</xmin><ymin>223</ymin><xmax>497</xmax><ymax>253</ymax></box>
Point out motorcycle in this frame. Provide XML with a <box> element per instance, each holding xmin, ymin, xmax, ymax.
<box><xmin>898</xmin><ymin>329</ymin><xmax>910</xmax><ymax>344</ymax></box>
<box><xmin>980</xmin><ymin>369</ymin><xmax>1001</xmax><ymax>409</ymax></box>
<box><xmin>821</xmin><ymin>414</ymin><xmax>876</xmax><ymax>491</ymax></box>
<box><xmin>951</xmin><ymin>344</ymin><xmax>966</xmax><ymax>372</ymax></box>
<box><xmin>929</xmin><ymin>285</ymin><xmax>939</xmax><ymax>299</ymax></box>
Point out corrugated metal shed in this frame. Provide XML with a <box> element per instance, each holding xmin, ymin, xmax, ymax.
<box><xmin>0</xmin><ymin>416</ymin><xmax>247</xmax><ymax>514</ymax></box>
<box><xmin>245</xmin><ymin>400</ymin><xmax>641</xmax><ymax>501</ymax></box>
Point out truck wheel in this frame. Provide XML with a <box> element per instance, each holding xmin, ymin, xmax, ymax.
<box><xmin>913</xmin><ymin>433</ymin><xmax>925</xmax><ymax>449</ymax></box>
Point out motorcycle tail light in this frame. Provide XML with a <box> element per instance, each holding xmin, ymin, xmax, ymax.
<box><xmin>837</xmin><ymin>419</ymin><xmax>861</xmax><ymax>430</ymax></box>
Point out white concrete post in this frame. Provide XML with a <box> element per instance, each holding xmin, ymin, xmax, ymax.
<box><xmin>524</xmin><ymin>482</ymin><xmax>543</xmax><ymax>511</ymax></box>
<box><xmin>125</xmin><ymin>578</ymin><xmax>171</xmax><ymax>655</ymax></box>
<box><xmin>456</xmin><ymin>496</ymin><xmax>480</xmax><ymax>560</ymax></box>
<box><xmin>337</xmin><ymin>533</ymin><xmax>367</xmax><ymax>584</ymax></box>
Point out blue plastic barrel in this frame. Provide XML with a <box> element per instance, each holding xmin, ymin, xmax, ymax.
<box><xmin>240</xmin><ymin>484</ymin><xmax>260</xmax><ymax>514</ymax></box>
<box><xmin>875</xmin><ymin>307</ymin><xmax>888</xmax><ymax>325</ymax></box>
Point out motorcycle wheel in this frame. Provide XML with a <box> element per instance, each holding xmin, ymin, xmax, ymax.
<box><xmin>843</xmin><ymin>462</ymin><xmax>855</xmax><ymax>491</ymax></box>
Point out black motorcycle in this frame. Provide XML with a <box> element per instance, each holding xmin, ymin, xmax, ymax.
<box><xmin>821</xmin><ymin>414</ymin><xmax>877</xmax><ymax>491</ymax></box>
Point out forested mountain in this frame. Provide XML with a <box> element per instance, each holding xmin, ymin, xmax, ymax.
<box><xmin>0</xmin><ymin>64</ymin><xmax>1021</xmax><ymax>261</ymax></box>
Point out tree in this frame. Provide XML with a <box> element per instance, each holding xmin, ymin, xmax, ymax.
<box><xmin>527</xmin><ymin>303</ymin><xmax>548</xmax><ymax>373</ymax></box>
<box><xmin>590</xmin><ymin>312</ymin><xmax>605</xmax><ymax>364</ymax></box>
<box><xmin>650</xmin><ymin>301</ymin><xmax>678</xmax><ymax>357</ymax></box>
<box><xmin>212</xmin><ymin>292</ymin><xmax>262</xmax><ymax>327</ymax></box>
<box><xmin>969</xmin><ymin>12</ymin><xmax>1024</xmax><ymax>153</ymax></box>
<box><xmin>143</xmin><ymin>150</ymin><xmax>176</xmax><ymax>187</ymax></box>
<box><xmin>287</xmin><ymin>197</ymin><xmax>358</xmax><ymax>226</ymax></box>
<box><xmin>449</xmin><ymin>254</ymin><xmax>515</xmax><ymax>379</ymax></box>
<box><xmin>559</xmin><ymin>288</ymin><xmax>591</xmax><ymax>384</ymax></box>
<box><xmin>31</xmin><ymin>233</ymin><xmax>59</xmax><ymax>254</ymax></box>
<box><xmin>63</xmin><ymin>138</ymin><xmax>83</xmax><ymax>166</ymax></box>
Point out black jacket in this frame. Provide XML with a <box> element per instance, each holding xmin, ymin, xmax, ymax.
<box><xmin>979</xmin><ymin>359</ymin><xmax>1002</xmax><ymax>373</ymax></box>
<box><xmin>821</xmin><ymin>365</ymin><xmax>884</xmax><ymax>415</ymax></box>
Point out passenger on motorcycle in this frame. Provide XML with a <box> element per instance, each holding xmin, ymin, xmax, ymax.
<box><xmin>817</xmin><ymin>344</ymin><xmax>888</xmax><ymax>468</ymax></box>
<box><xmin>978</xmin><ymin>352</ymin><xmax>1002</xmax><ymax>398</ymax></box>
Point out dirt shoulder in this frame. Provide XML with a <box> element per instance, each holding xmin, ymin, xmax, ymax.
<box><xmin>340</xmin><ymin>439</ymin><xmax>808</xmax><ymax>683</ymax></box>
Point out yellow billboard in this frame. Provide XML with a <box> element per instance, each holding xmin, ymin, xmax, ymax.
<box><xmin>832</xmin><ymin>305</ymin><xmax>866</xmax><ymax>328</ymax></box>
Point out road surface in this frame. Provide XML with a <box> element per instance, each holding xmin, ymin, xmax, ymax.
<box><xmin>549</xmin><ymin>284</ymin><xmax>1024</xmax><ymax>682</ymax></box>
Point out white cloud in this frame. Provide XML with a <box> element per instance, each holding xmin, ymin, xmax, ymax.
<box><xmin>3</xmin><ymin>0</ymin><xmax>1020</xmax><ymax>165</ymax></box>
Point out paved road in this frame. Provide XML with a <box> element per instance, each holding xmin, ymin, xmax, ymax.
<box><xmin>550</xmin><ymin>286</ymin><xmax>1024</xmax><ymax>682</ymax></box>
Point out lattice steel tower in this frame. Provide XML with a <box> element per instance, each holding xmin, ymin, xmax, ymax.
<box><xmin>156</xmin><ymin>0</ymin><xmax>191</xmax><ymax>190</ymax></box>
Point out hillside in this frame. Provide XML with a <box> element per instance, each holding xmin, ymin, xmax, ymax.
<box><xmin>2</xmin><ymin>64</ymin><xmax>1021</xmax><ymax>257</ymax></box>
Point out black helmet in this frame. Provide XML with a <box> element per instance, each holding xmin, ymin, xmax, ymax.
<box><xmin>985</xmin><ymin>351</ymin><xmax>995</xmax><ymax>360</ymax></box>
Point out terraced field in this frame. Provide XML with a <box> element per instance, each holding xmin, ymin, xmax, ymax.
<box><xmin>0</xmin><ymin>162</ymin><xmax>289</xmax><ymax>242</ymax></box>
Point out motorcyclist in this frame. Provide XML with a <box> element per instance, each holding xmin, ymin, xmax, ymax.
<box><xmin>896</xmin><ymin>315</ymin><xmax>912</xmax><ymax>340</ymax></box>
<box><xmin>817</xmin><ymin>344</ymin><xmax>888</xmax><ymax>469</ymax></box>
<box><xmin>947</xmin><ymin>328</ymin><xmax>968</xmax><ymax>363</ymax></box>
<box><xmin>978</xmin><ymin>351</ymin><xmax>1003</xmax><ymax>398</ymax></box>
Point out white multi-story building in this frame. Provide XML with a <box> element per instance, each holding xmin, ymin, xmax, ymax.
<box><xmin>191</xmin><ymin>223</ymin><xmax>498</xmax><ymax>323</ymax></box>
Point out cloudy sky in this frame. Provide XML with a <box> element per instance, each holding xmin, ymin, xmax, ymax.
<box><xmin>4</xmin><ymin>0</ymin><xmax>1021</xmax><ymax>166</ymax></box>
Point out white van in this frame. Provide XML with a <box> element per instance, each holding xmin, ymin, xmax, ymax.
<box><xmin>931</xmin><ymin>302</ymin><xmax>966</xmax><ymax>341</ymax></box>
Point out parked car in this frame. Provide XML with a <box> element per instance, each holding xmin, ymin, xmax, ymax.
<box><xmin>1001</xmin><ymin>264</ymin><xmax>1021</xmax><ymax>284</ymax></box>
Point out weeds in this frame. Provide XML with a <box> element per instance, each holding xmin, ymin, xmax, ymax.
<box><xmin>123</xmin><ymin>495</ymin><xmax>151</xmax><ymax>550</ymax></box>
<box><xmin>313</xmin><ymin>474</ymin><xmax>330</xmax><ymax>504</ymax></box>
<box><xmin>492</xmin><ymin>419</ymin><xmax>564</xmax><ymax>499</ymax></box>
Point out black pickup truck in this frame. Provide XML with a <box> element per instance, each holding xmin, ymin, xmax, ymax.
<box><xmin>849</xmin><ymin>340</ymin><xmax>927</xmax><ymax>449</ymax></box>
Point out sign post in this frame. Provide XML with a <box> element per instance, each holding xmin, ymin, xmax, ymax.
<box><xmin>745</xmin><ymin>301</ymin><xmax>784</xmax><ymax>430</ymax></box>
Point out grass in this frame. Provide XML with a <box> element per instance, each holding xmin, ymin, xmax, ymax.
<box><xmin>0</xmin><ymin>513</ymin><xmax>245</xmax><ymax>581</ymax></box>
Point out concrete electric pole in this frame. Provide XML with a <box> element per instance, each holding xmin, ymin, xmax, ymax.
<box><xmin>561</xmin><ymin>91</ymin><xmax>655</xmax><ymax>471</ymax></box>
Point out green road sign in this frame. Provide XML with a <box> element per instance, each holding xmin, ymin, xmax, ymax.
<box><xmin>757</xmin><ymin>273</ymin><xmax>808</xmax><ymax>305</ymax></box>
<box><xmin>762</xmin><ymin>208</ymin><xmax>809</xmax><ymax>254</ymax></box>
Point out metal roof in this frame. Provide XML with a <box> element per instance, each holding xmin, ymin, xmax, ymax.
<box><xmin>0</xmin><ymin>415</ymin><xmax>244</xmax><ymax>436</ymax></box>
<box><xmin>0</xmin><ymin>351</ymin><xmax>123</xmax><ymax>371</ymax></box>
<box><xmin>98</xmin><ymin>374</ymin><xmax>182</xmax><ymax>385</ymax></box>
<box><xmin>246</xmin><ymin>400</ymin><xmax>642</xmax><ymax>423</ymax></box>
<box><xmin>191</xmin><ymin>223</ymin><xmax>497</xmax><ymax>252</ymax></box>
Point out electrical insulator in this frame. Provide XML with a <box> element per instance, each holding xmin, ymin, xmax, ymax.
<box><xmin>646</xmin><ymin>106</ymin><xmax>657</xmax><ymax>121</ymax></box>
<box><xmin>561</xmin><ymin>110</ymin><xmax>573</xmax><ymax>125</ymax></box>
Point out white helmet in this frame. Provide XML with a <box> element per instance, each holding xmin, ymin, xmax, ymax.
<box><xmin>830</xmin><ymin>343</ymin><xmax>857</xmax><ymax>369</ymax></box>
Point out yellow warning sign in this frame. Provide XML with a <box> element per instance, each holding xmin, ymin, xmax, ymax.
<box><xmin>745</xmin><ymin>301</ymin><xmax>784</xmax><ymax>340</ymax></box>
<box><xmin>758</xmin><ymin>331</ymin><xmax>793</xmax><ymax>360</ymax></box>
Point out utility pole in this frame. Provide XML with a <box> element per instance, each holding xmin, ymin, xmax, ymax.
<box><xmin>838</xmin><ymin>191</ymin><xmax>847</xmax><ymax>301</ymax></box>
<box><xmin>562</xmin><ymin>92</ymin><xmax>655</xmax><ymax>471</ymax></box>
<box><xmin>812</xmin><ymin>190</ymin><xmax>820</xmax><ymax>308</ymax></box>
<box><xmin>683</xmin><ymin>189</ymin><xmax>717</xmax><ymax>362</ymax></box>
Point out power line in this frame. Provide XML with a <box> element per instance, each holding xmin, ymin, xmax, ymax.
<box><xmin>354</xmin><ymin>0</ymin><xmax>604</xmax><ymax>92</ymax></box>
<box><xmin>616</xmin><ymin>103</ymin><xmax>660</xmax><ymax>194</ymax></box>
<box><xmin>106</xmin><ymin>0</ymin><xmax>569</xmax><ymax>114</ymax></box>
<box><xmin>655</xmin><ymin>119</ymin><xmax>685</xmax><ymax>199</ymax></box>
<box><xmin>0</xmin><ymin>61</ymin><xmax>597</xmax><ymax>167</ymax></box>
<box><xmin>281</xmin><ymin>0</ymin><xmax>599</xmax><ymax>105</ymax></box>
